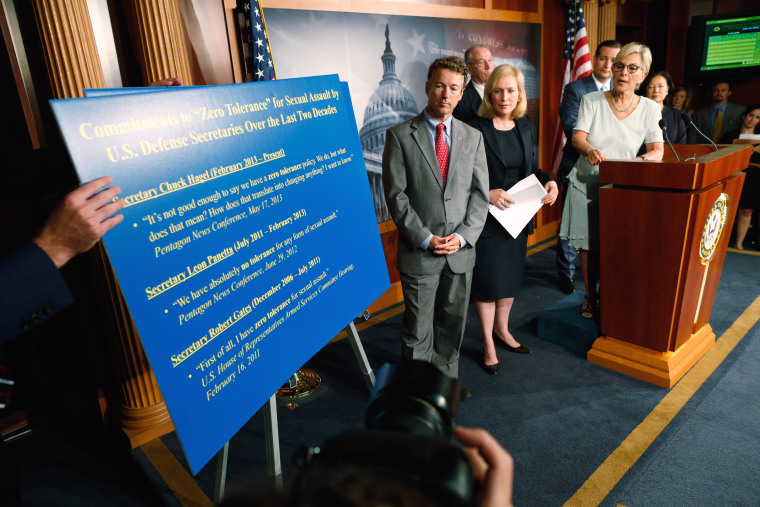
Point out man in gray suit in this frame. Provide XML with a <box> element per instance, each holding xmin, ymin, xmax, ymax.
<box><xmin>688</xmin><ymin>81</ymin><xmax>745</xmax><ymax>144</ymax></box>
<box><xmin>382</xmin><ymin>56</ymin><xmax>489</xmax><ymax>382</ymax></box>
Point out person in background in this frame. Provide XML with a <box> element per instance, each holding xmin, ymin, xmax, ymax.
<box><xmin>688</xmin><ymin>80</ymin><xmax>744</xmax><ymax>144</ymax></box>
<box><xmin>560</xmin><ymin>42</ymin><xmax>663</xmax><ymax>319</ymax></box>
<box><xmin>453</xmin><ymin>44</ymin><xmax>494</xmax><ymax>124</ymax></box>
<box><xmin>642</xmin><ymin>71</ymin><xmax>686</xmax><ymax>145</ymax></box>
<box><xmin>667</xmin><ymin>84</ymin><xmax>694</xmax><ymax>116</ymax></box>
<box><xmin>719</xmin><ymin>104</ymin><xmax>760</xmax><ymax>250</ymax></box>
<box><xmin>1</xmin><ymin>77</ymin><xmax>182</xmax><ymax>342</ymax></box>
<box><xmin>555</xmin><ymin>40</ymin><xmax>621</xmax><ymax>295</ymax></box>
<box><xmin>467</xmin><ymin>64</ymin><xmax>558</xmax><ymax>373</ymax></box>
<box><xmin>0</xmin><ymin>177</ymin><xmax>124</xmax><ymax>342</ymax></box>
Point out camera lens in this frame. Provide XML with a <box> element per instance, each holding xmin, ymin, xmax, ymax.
<box><xmin>365</xmin><ymin>360</ymin><xmax>459</xmax><ymax>440</ymax></box>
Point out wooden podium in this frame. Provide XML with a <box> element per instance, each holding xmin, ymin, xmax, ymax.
<box><xmin>588</xmin><ymin>144</ymin><xmax>752</xmax><ymax>388</ymax></box>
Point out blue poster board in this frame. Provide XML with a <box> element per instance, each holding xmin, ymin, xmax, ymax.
<box><xmin>50</xmin><ymin>75</ymin><xmax>389</xmax><ymax>473</ymax></box>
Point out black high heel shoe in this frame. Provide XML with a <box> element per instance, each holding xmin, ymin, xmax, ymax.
<box><xmin>482</xmin><ymin>360</ymin><xmax>500</xmax><ymax>375</ymax></box>
<box><xmin>494</xmin><ymin>333</ymin><xmax>531</xmax><ymax>354</ymax></box>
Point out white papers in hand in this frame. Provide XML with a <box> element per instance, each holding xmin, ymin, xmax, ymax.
<box><xmin>488</xmin><ymin>173</ymin><xmax>547</xmax><ymax>239</ymax></box>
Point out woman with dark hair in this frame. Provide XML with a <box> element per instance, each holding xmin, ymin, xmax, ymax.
<box><xmin>467</xmin><ymin>64</ymin><xmax>558</xmax><ymax>373</ymax></box>
<box><xmin>719</xmin><ymin>104</ymin><xmax>760</xmax><ymax>249</ymax></box>
<box><xmin>643</xmin><ymin>70</ymin><xmax>687</xmax><ymax>144</ymax></box>
<box><xmin>667</xmin><ymin>84</ymin><xmax>695</xmax><ymax>116</ymax></box>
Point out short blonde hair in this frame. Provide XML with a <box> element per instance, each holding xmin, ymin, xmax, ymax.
<box><xmin>615</xmin><ymin>42</ymin><xmax>652</xmax><ymax>90</ymax></box>
<box><xmin>477</xmin><ymin>64</ymin><xmax>527</xmax><ymax>119</ymax></box>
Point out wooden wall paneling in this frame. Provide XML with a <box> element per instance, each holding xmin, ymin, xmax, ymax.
<box><xmin>261</xmin><ymin>0</ymin><xmax>542</xmax><ymax>23</ymax></box>
<box><xmin>1</xmin><ymin>0</ymin><xmax>46</xmax><ymax>147</ymax></box>
<box><xmin>665</xmin><ymin>0</ymin><xmax>689</xmax><ymax>85</ymax></box>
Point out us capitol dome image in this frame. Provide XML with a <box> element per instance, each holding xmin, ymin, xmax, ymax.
<box><xmin>359</xmin><ymin>24</ymin><xmax>418</xmax><ymax>223</ymax></box>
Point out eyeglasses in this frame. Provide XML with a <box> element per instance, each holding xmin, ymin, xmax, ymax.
<box><xmin>646</xmin><ymin>84</ymin><xmax>667</xmax><ymax>91</ymax></box>
<box><xmin>472</xmin><ymin>58</ymin><xmax>493</xmax><ymax>67</ymax></box>
<box><xmin>612</xmin><ymin>63</ymin><xmax>642</xmax><ymax>74</ymax></box>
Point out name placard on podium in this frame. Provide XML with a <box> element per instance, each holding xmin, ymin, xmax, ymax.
<box><xmin>51</xmin><ymin>75</ymin><xmax>389</xmax><ymax>473</ymax></box>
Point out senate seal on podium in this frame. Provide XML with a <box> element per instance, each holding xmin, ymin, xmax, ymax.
<box><xmin>699</xmin><ymin>193</ymin><xmax>729</xmax><ymax>264</ymax></box>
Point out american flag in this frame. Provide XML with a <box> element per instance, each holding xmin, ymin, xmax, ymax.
<box><xmin>236</xmin><ymin>0</ymin><xmax>276</xmax><ymax>81</ymax></box>
<box><xmin>548</xmin><ymin>0</ymin><xmax>591</xmax><ymax>176</ymax></box>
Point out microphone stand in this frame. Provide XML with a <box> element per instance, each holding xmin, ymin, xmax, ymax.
<box><xmin>682</xmin><ymin>113</ymin><xmax>719</xmax><ymax>151</ymax></box>
<box><xmin>660</xmin><ymin>119</ymin><xmax>680</xmax><ymax>161</ymax></box>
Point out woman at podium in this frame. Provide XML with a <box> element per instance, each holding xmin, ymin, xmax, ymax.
<box><xmin>467</xmin><ymin>64</ymin><xmax>558</xmax><ymax>373</ymax></box>
<box><xmin>719</xmin><ymin>104</ymin><xmax>760</xmax><ymax>250</ymax></box>
<box><xmin>559</xmin><ymin>42</ymin><xmax>663</xmax><ymax>318</ymax></box>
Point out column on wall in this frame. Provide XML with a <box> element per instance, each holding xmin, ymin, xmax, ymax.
<box><xmin>100</xmin><ymin>254</ymin><xmax>174</xmax><ymax>447</ymax></box>
<box><xmin>125</xmin><ymin>0</ymin><xmax>193</xmax><ymax>85</ymax></box>
<box><xmin>582</xmin><ymin>0</ymin><xmax>599</xmax><ymax>57</ymax></box>
<box><xmin>598</xmin><ymin>0</ymin><xmax>620</xmax><ymax>46</ymax></box>
<box><xmin>32</xmin><ymin>0</ymin><xmax>175</xmax><ymax>447</ymax></box>
<box><xmin>31</xmin><ymin>0</ymin><xmax>105</xmax><ymax>98</ymax></box>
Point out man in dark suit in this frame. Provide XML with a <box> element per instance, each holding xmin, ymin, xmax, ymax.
<box><xmin>688</xmin><ymin>81</ymin><xmax>745</xmax><ymax>144</ymax></box>
<box><xmin>0</xmin><ymin>176</ymin><xmax>124</xmax><ymax>342</ymax></box>
<box><xmin>453</xmin><ymin>44</ymin><xmax>493</xmax><ymax>123</ymax></box>
<box><xmin>555</xmin><ymin>40</ymin><xmax>621</xmax><ymax>294</ymax></box>
<box><xmin>383</xmin><ymin>56</ymin><xmax>489</xmax><ymax>381</ymax></box>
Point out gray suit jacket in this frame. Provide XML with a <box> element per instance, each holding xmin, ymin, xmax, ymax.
<box><xmin>688</xmin><ymin>102</ymin><xmax>745</xmax><ymax>144</ymax></box>
<box><xmin>382</xmin><ymin>112</ymin><xmax>489</xmax><ymax>275</ymax></box>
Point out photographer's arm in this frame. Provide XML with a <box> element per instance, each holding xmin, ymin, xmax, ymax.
<box><xmin>453</xmin><ymin>426</ymin><xmax>514</xmax><ymax>507</ymax></box>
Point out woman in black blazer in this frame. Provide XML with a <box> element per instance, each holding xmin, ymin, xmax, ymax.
<box><xmin>467</xmin><ymin>64</ymin><xmax>558</xmax><ymax>374</ymax></box>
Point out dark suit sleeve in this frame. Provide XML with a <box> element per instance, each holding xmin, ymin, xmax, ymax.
<box><xmin>688</xmin><ymin>108</ymin><xmax>711</xmax><ymax>144</ymax></box>
<box><xmin>0</xmin><ymin>243</ymin><xmax>73</xmax><ymax>343</ymax></box>
<box><xmin>525</xmin><ymin>121</ymin><xmax>553</xmax><ymax>186</ymax></box>
<box><xmin>559</xmin><ymin>82</ymin><xmax>583</xmax><ymax>140</ymax></box>
<box><xmin>673</xmin><ymin>115</ymin><xmax>687</xmax><ymax>144</ymax></box>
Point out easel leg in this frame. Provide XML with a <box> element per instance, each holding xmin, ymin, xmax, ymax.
<box><xmin>214</xmin><ymin>441</ymin><xmax>229</xmax><ymax>504</ymax></box>
<box><xmin>263</xmin><ymin>395</ymin><xmax>283</xmax><ymax>490</ymax></box>
<box><xmin>345</xmin><ymin>321</ymin><xmax>375</xmax><ymax>392</ymax></box>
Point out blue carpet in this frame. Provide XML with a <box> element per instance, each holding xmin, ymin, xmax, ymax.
<box><xmin>536</xmin><ymin>290</ymin><xmax>599</xmax><ymax>355</ymax></box>
<box><xmin>599</xmin><ymin>251</ymin><xmax>760</xmax><ymax>507</ymax></box>
<box><xmin>131</xmin><ymin>248</ymin><xmax>760</xmax><ymax>506</ymax></box>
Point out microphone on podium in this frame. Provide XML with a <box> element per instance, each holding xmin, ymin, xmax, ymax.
<box><xmin>659</xmin><ymin>119</ymin><xmax>680</xmax><ymax>161</ymax></box>
<box><xmin>682</xmin><ymin>112</ymin><xmax>719</xmax><ymax>151</ymax></box>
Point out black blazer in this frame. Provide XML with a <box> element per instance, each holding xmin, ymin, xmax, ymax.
<box><xmin>453</xmin><ymin>83</ymin><xmax>482</xmax><ymax>124</ymax></box>
<box><xmin>662</xmin><ymin>105</ymin><xmax>687</xmax><ymax>144</ymax></box>
<box><xmin>0</xmin><ymin>243</ymin><xmax>73</xmax><ymax>343</ymax></box>
<box><xmin>467</xmin><ymin>116</ymin><xmax>554</xmax><ymax>235</ymax></box>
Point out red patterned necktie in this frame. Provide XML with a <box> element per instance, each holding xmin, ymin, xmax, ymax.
<box><xmin>435</xmin><ymin>123</ymin><xmax>449</xmax><ymax>185</ymax></box>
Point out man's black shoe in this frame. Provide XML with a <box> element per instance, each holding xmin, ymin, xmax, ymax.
<box><xmin>559</xmin><ymin>276</ymin><xmax>575</xmax><ymax>294</ymax></box>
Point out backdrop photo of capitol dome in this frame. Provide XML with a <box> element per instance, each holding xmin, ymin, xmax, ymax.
<box><xmin>266</xmin><ymin>10</ymin><xmax>541</xmax><ymax>223</ymax></box>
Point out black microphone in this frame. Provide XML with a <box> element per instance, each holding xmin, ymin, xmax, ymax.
<box><xmin>659</xmin><ymin>119</ymin><xmax>680</xmax><ymax>161</ymax></box>
<box><xmin>682</xmin><ymin>112</ymin><xmax>718</xmax><ymax>151</ymax></box>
